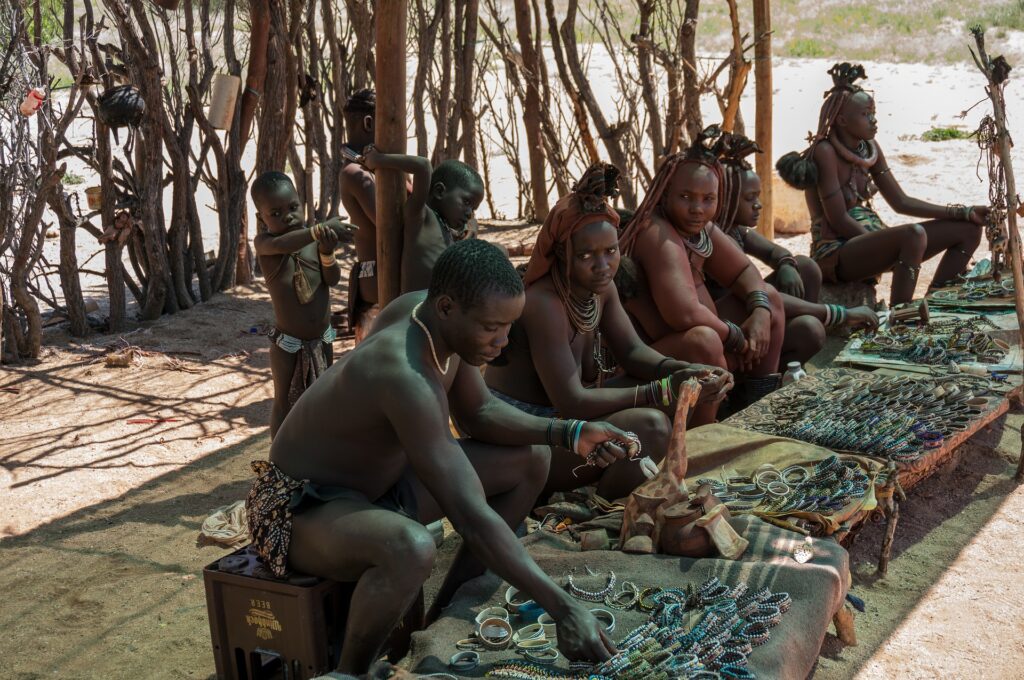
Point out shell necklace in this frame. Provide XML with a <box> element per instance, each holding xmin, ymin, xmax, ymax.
<box><xmin>411</xmin><ymin>302</ymin><xmax>450</xmax><ymax>375</ymax></box>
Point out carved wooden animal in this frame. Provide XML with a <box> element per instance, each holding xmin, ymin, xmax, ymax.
<box><xmin>620</xmin><ymin>379</ymin><xmax>701</xmax><ymax>552</ymax></box>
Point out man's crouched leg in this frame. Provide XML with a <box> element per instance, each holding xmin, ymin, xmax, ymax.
<box><xmin>288</xmin><ymin>498</ymin><xmax>436</xmax><ymax>676</ymax></box>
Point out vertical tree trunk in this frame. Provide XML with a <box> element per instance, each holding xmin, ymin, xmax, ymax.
<box><xmin>412</xmin><ymin>0</ymin><xmax>441</xmax><ymax>158</ymax></box>
<box><xmin>512</xmin><ymin>0</ymin><xmax>548</xmax><ymax>219</ymax></box>
<box><xmin>633</xmin><ymin>1</ymin><xmax>665</xmax><ymax>160</ymax></box>
<box><xmin>345</xmin><ymin>0</ymin><xmax>376</xmax><ymax>89</ymax></box>
<box><xmin>556</xmin><ymin>0</ymin><xmax>637</xmax><ymax>207</ymax></box>
<box><xmin>49</xmin><ymin>187</ymin><xmax>89</xmax><ymax>336</ymax></box>
<box><xmin>376</xmin><ymin>0</ymin><xmax>407</xmax><ymax>306</ymax></box>
<box><xmin>432</xmin><ymin>0</ymin><xmax>453</xmax><ymax>164</ymax></box>
<box><xmin>753</xmin><ymin>0</ymin><xmax>773</xmax><ymax>238</ymax></box>
<box><xmin>680</xmin><ymin>0</ymin><xmax>702</xmax><ymax>145</ymax></box>
<box><xmin>321</xmin><ymin>0</ymin><xmax>347</xmax><ymax>218</ymax></box>
<box><xmin>459</xmin><ymin>0</ymin><xmax>480</xmax><ymax>167</ymax></box>
<box><xmin>255</xmin><ymin>0</ymin><xmax>299</xmax><ymax>174</ymax></box>
<box><xmin>543</xmin><ymin>0</ymin><xmax>599</xmax><ymax>165</ymax></box>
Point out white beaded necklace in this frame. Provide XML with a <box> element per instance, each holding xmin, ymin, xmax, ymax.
<box><xmin>411</xmin><ymin>301</ymin><xmax>450</xmax><ymax>375</ymax></box>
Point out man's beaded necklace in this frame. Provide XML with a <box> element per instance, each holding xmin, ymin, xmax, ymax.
<box><xmin>411</xmin><ymin>301</ymin><xmax>450</xmax><ymax>375</ymax></box>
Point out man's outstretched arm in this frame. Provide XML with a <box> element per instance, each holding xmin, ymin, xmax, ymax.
<box><xmin>382</xmin><ymin>366</ymin><xmax>617</xmax><ymax>661</ymax></box>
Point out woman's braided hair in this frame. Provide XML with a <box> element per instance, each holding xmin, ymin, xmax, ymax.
<box><xmin>618</xmin><ymin>125</ymin><xmax>725</xmax><ymax>256</ymax></box>
<box><xmin>776</xmin><ymin>63</ymin><xmax>868</xmax><ymax>189</ymax></box>
<box><xmin>716</xmin><ymin>133</ymin><xmax>762</xmax><ymax>235</ymax></box>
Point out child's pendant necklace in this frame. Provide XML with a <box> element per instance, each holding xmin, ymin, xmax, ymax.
<box><xmin>431</xmin><ymin>208</ymin><xmax>462</xmax><ymax>245</ymax></box>
<box><xmin>411</xmin><ymin>302</ymin><xmax>450</xmax><ymax>375</ymax></box>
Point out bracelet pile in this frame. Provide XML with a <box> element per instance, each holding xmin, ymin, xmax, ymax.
<box><xmin>546</xmin><ymin>418</ymin><xmax>586</xmax><ymax>455</ymax></box>
<box><xmin>745</xmin><ymin>291</ymin><xmax>772</xmax><ymax>315</ymax></box>
<box><xmin>724</xmin><ymin>321</ymin><xmax>746</xmax><ymax>354</ymax></box>
<box><xmin>638</xmin><ymin>376</ymin><xmax>676</xmax><ymax>407</ymax></box>
<box><xmin>739</xmin><ymin>372</ymin><xmax>989</xmax><ymax>463</ymax></box>
<box><xmin>853</xmin><ymin>316</ymin><xmax>1007</xmax><ymax>367</ymax></box>
<box><xmin>696</xmin><ymin>456</ymin><xmax>870</xmax><ymax>516</ymax></box>
<box><xmin>929</xmin><ymin>277</ymin><xmax>1015</xmax><ymax>303</ymax></box>
<box><xmin>487</xmin><ymin>577</ymin><xmax>792</xmax><ymax>679</ymax></box>
<box><xmin>945</xmin><ymin>203</ymin><xmax>973</xmax><ymax>222</ymax></box>
<box><xmin>821</xmin><ymin>304</ymin><xmax>847</xmax><ymax>329</ymax></box>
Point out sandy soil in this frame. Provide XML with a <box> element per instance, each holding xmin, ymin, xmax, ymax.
<box><xmin>3</xmin><ymin>257</ymin><xmax>1024</xmax><ymax>680</ymax></box>
<box><xmin>4</xmin><ymin>51</ymin><xmax>1024</xmax><ymax>679</ymax></box>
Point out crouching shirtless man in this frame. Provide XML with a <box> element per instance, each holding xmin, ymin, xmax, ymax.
<box><xmin>247</xmin><ymin>239</ymin><xmax>633</xmax><ymax>676</ymax></box>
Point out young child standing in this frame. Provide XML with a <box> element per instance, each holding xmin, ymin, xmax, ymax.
<box><xmin>251</xmin><ymin>171</ymin><xmax>352</xmax><ymax>437</ymax></box>
<box><xmin>360</xmin><ymin>147</ymin><xmax>485</xmax><ymax>292</ymax></box>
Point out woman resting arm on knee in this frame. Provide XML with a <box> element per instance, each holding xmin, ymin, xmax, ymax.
<box><xmin>484</xmin><ymin>164</ymin><xmax>732</xmax><ymax>501</ymax></box>
<box><xmin>777</xmin><ymin>62</ymin><xmax>988</xmax><ymax>305</ymax></box>
<box><xmin>618</xmin><ymin>127</ymin><xmax>786</xmax><ymax>426</ymax></box>
<box><xmin>712</xmin><ymin>132</ymin><xmax>878</xmax><ymax>366</ymax></box>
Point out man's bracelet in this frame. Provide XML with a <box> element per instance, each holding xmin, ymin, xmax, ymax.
<box><xmin>724</xmin><ymin>321</ymin><xmax>746</xmax><ymax>354</ymax></box>
<box><xmin>746</xmin><ymin>290</ymin><xmax>772</xmax><ymax>314</ymax></box>
<box><xmin>823</xmin><ymin>304</ymin><xmax>847</xmax><ymax>329</ymax></box>
<box><xmin>319</xmin><ymin>251</ymin><xmax>337</xmax><ymax>267</ymax></box>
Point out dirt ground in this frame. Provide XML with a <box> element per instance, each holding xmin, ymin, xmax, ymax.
<box><xmin>3</xmin><ymin>224</ymin><xmax>1024</xmax><ymax>678</ymax></box>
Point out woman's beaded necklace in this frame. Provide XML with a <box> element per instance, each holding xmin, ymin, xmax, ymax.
<box><xmin>683</xmin><ymin>225</ymin><xmax>714</xmax><ymax>259</ymax></box>
<box><xmin>411</xmin><ymin>301</ymin><xmax>450</xmax><ymax>375</ymax></box>
<box><xmin>551</xmin><ymin>269</ymin><xmax>601</xmax><ymax>334</ymax></box>
<box><xmin>829</xmin><ymin>133</ymin><xmax>879</xmax><ymax>205</ymax></box>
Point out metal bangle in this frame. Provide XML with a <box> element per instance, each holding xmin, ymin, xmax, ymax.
<box><xmin>524</xmin><ymin>647</ymin><xmax>560</xmax><ymax>664</ymax></box>
<box><xmin>589</xmin><ymin>607</ymin><xmax>616</xmax><ymax>634</ymax></box>
<box><xmin>448</xmin><ymin>651</ymin><xmax>479</xmax><ymax>671</ymax></box>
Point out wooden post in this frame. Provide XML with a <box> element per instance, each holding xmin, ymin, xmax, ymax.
<box><xmin>967</xmin><ymin>30</ymin><xmax>1024</xmax><ymax>482</ymax></box>
<box><xmin>753</xmin><ymin>0</ymin><xmax>773</xmax><ymax>239</ymax></box>
<box><xmin>375</xmin><ymin>0</ymin><xmax>407</xmax><ymax>306</ymax></box>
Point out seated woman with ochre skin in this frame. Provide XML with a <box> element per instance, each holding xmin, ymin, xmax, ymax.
<box><xmin>777</xmin><ymin>63</ymin><xmax>988</xmax><ymax>306</ymax></box>
<box><xmin>712</xmin><ymin>133</ymin><xmax>878</xmax><ymax>362</ymax></box>
<box><xmin>484</xmin><ymin>164</ymin><xmax>733</xmax><ymax>501</ymax></box>
<box><xmin>617</xmin><ymin>127</ymin><xmax>786</xmax><ymax>427</ymax></box>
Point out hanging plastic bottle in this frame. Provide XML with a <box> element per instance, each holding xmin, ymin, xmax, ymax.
<box><xmin>781</xmin><ymin>361</ymin><xmax>807</xmax><ymax>386</ymax></box>
<box><xmin>19</xmin><ymin>87</ymin><xmax>46</xmax><ymax>116</ymax></box>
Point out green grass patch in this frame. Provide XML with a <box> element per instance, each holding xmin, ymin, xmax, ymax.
<box><xmin>62</xmin><ymin>171</ymin><xmax>86</xmax><ymax>185</ymax></box>
<box><xmin>969</xmin><ymin>0</ymin><xmax>1024</xmax><ymax>31</ymax></box>
<box><xmin>785</xmin><ymin>37</ymin><xmax>828</xmax><ymax>58</ymax></box>
<box><xmin>921</xmin><ymin>126</ymin><xmax>973</xmax><ymax>141</ymax></box>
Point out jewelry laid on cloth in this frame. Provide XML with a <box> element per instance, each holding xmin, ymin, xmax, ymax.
<box><xmin>411</xmin><ymin>301</ymin><xmax>451</xmax><ymax>375</ymax></box>
<box><xmin>449</xmin><ymin>650</ymin><xmax>480</xmax><ymax>671</ymax></box>
<box><xmin>475</xmin><ymin>606</ymin><xmax>510</xmax><ymax>626</ymax></box>
<box><xmin>477</xmin><ymin>617</ymin><xmax>514</xmax><ymax>650</ymax></box>
<box><xmin>498</xmin><ymin>576</ymin><xmax>793</xmax><ymax>680</ymax></box>
<box><xmin>736</xmin><ymin>370</ymin><xmax>994</xmax><ymax>463</ymax></box>
<box><xmin>700</xmin><ymin>455</ymin><xmax>870</xmax><ymax>516</ymax></box>
<box><xmin>566</xmin><ymin>566</ymin><xmax>617</xmax><ymax>602</ymax></box>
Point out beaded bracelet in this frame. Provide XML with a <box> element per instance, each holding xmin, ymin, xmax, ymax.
<box><xmin>637</xmin><ymin>587</ymin><xmax>663</xmax><ymax>611</ymax></box>
<box><xmin>605</xmin><ymin>581</ymin><xmax>640</xmax><ymax>610</ymax></box>
<box><xmin>566</xmin><ymin>568</ymin><xmax>616</xmax><ymax>602</ymax></box>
